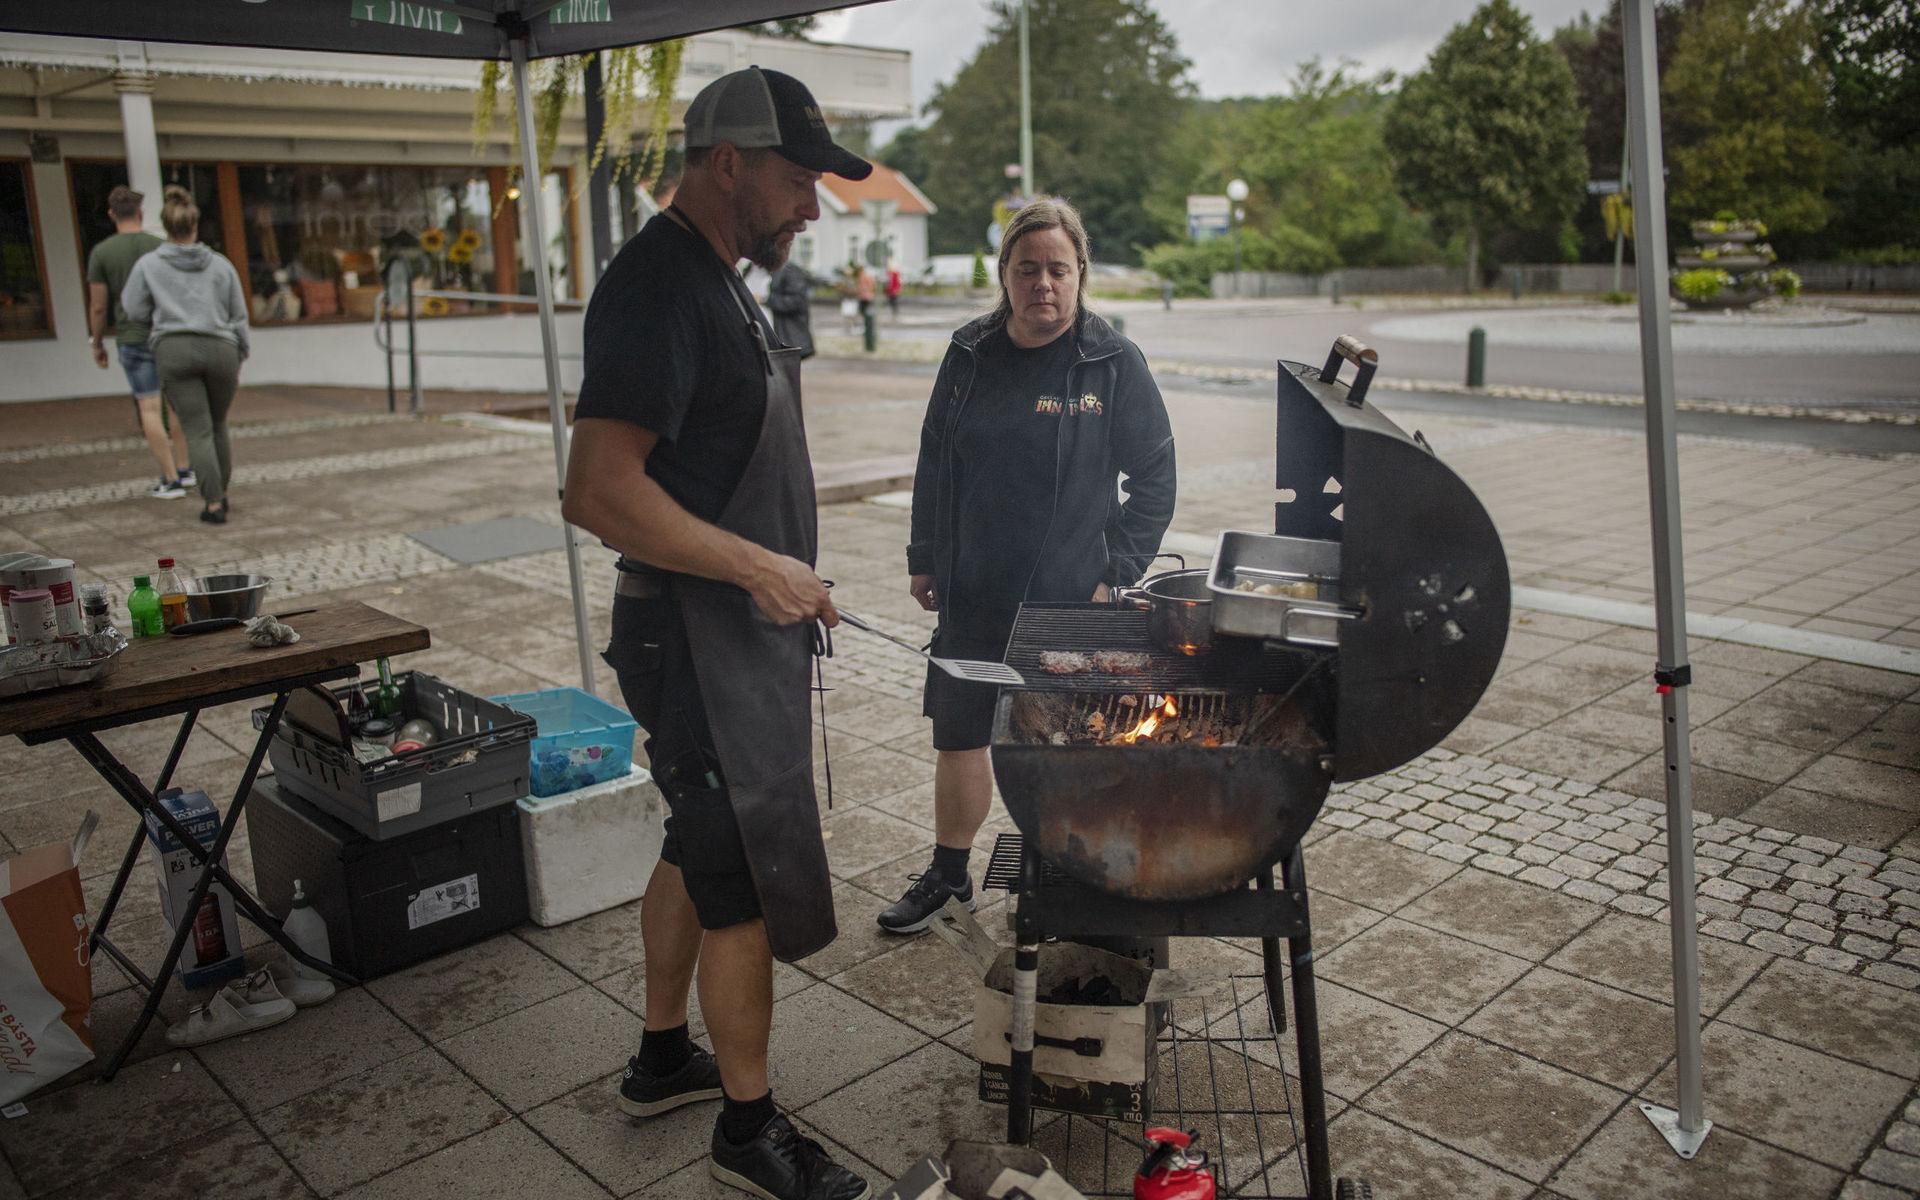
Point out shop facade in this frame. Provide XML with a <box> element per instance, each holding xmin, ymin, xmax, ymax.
<box><xmin>0</xmin><ymin>31</ymin><xmax>910</xmax><ymax>402</ymax></box>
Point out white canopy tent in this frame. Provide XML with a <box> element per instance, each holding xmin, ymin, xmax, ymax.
<box><xmin>1</xmin><ymin>0</ymin><xmax>1710</xmax><ymax>1162</ymax></box>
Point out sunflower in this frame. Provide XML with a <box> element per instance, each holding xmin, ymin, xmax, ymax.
<box><xmin>418</xmin><ymin>228</ymin><xmax>447</xmax><ymax>253</ymax></box>
<box><xmin>447</xmin><ymin>244</ymin><xmax>475</xmax><ymax>266</ymax></box>
<box><xmin>422</xmin><ymin>296</ymin><xmax>450</xmax><ymax>316</ymax></box>
<box><xmin>455</xmin><ymin>228</ymin><xmax>483</xmax><ymax>251</ymax></box>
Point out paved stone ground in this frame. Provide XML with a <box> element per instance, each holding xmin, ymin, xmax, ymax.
<box><xmin>1</xmin><ymin>370</ymin><xmax>1918</xmax><ymax>1198</ymax></box>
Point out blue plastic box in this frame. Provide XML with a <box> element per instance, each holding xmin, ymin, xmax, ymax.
<box><xmin>491</xmin><ymin>687</ymin><xmax>639</xmax><ymax>798</ymax></box>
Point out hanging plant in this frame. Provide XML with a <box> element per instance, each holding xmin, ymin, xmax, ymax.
<box><xmin>471</xmin><ymin>41</ymin><xmax>687</xmax><ymax>201</ymax></box>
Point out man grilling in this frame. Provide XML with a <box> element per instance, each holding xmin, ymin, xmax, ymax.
<box><xmin>562</xmin><ymin>67</ymin><xmax>870</xmax><ymax>1200</ymax></box>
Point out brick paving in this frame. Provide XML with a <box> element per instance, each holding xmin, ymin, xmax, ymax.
<box><xmin>1</xmin><ymin>367</ymin><xmax>1918</xmax><ymax>1198</ymax></box>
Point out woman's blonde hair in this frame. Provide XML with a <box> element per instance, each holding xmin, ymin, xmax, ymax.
<box><xmin>991</xmin><ymin>197</ymin><xmax>1092</xmax><ymax>326</ymax></box>
<box><xmin>161</xmin><ymin>185</ymin><xmax>199</xmax><ymax>241</ymax></box>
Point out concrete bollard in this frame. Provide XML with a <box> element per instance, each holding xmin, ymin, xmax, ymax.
<box><xmin>863</xmin><ymin>311</ymin><xmax>877</xmax><ymax>353</ymax></box>
<box><xmin>1330</xmin><ymin>276</ymin><xmax>1343</xmax><ymax>305</ymax></box>
<box><xmin>1509</xmin><ymin>268</ymin><xmax>1523</xmax><ymax>301</ymax></box>
<box><xmin>1466</xmin><ymin>326</ymin><xmax>1487</xmax><ymax>387</ymax></box>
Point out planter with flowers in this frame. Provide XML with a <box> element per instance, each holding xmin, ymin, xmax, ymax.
<box><xmin>1672</xmin><ymin>213</ymin><xmax>1795</xmax><ymax>309</ymax></box>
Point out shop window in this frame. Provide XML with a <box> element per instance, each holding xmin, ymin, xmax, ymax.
<box><xmin>0</xmin><ymin>160</ymin><xmax>51</xmax><ymax>338</ymax></box>
<box><xmin>70</xmin><ymin>160</ymin><xmax>226</xmax><ymax>278</ymax></box>
<box><xmin>795</xmin><ymin>233</ymin><xmax>816</xmax><ymax>269</ymax></box>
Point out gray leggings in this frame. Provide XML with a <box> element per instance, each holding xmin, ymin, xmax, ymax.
<box><xmin>154</xmin><ymin>334</ymin><xmax>241</xmax><ymax>506</ymax></box>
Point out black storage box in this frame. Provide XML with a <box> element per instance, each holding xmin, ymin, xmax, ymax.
<box><xmin>246</xmin><ymin>774</ymin><xmax>528</xmax><ymax>979</ymax></box>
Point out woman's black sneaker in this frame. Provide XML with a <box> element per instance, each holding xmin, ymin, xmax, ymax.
<box><xmin>876</xmin><ymin>872</ymin><xmax>974</xmax><ymax>935</ymax></box>
<box><xmin>617</xmin><ymin>1047</ymin><xmax>724</xmax><ymax>1117</ymax></box>
<box><xmin>709</xmin><ymin>1112</ymin><xmax>869</xmax><ymax>1200</ymax></box>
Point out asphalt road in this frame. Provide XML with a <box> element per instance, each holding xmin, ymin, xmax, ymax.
<box><xmin>860</xmin><ymin>297</ymin><xmax>1920</xmax><ymax>415</ymax></box>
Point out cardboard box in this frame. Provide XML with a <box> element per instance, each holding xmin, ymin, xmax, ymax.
<box><xmin>929</xmin><ymin>900</ymin><xmax>1227</xmax><ymax>1124</ymax></box>
<box><xmin>879</xmin><ymin>1143</ymin><xmax>1087</xmax><ymax>1200</ymax></box>
<box><xmin>144</xmin><ymin>788</ymin><xmax>246</xmax><ymax>990</ymax></box>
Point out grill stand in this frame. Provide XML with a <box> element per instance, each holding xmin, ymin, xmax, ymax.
<box><xmin>988</xmin><ymin>833</ymin><xmax>1348</xmax><ymax>1200</ymax></box>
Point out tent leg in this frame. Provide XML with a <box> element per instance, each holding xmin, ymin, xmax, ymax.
<box><xmin>511</xmin><ymin>35</ymin><xmax>599</xmax><ymax>697</ymax></box>
<box><xmin>1623</xmin><ymin>0</ymin><xmax>1709</xmax><ymax>1158</ymax></box>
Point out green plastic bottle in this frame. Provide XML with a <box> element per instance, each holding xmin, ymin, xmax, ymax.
<box><xmin>374</xmin><ymin>656</ymin><xmax>403</xmax><ymax>719</ymax></box>
<box><xmin>127</xmin><ymin>575</ymin><xmax>164</xmax><ymax>638</ymax></box>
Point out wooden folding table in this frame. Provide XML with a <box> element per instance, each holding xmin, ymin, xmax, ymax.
<box><xmin>0</xmin><ymin>603</ymin><xmax>428</xmax><ymax>1080</ymax></box>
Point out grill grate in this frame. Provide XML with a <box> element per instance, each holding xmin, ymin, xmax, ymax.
<box><xmin>1002</xmin><ymin>604</ymin><xmax>1318</xmax><ymax>694</ymax></box>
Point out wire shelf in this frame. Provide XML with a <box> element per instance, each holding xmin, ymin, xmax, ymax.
<box><xmin>1025</xmin><ymin>973</ymin><xmax>1310</xmax><ymax>1199</ymax></box>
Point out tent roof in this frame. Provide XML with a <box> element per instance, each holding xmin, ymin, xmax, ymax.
<box><xmin>0</xmin><ymin>1</ymin><xmax>884</xmax><ymax>61</ymax></box>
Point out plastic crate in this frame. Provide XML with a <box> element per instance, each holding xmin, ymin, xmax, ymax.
<box><xmin>254</xmin><ymin>671</ymin><xmax>533</xmax><ymax>840</ymax></box>
<box><xmin>490</xmin><ymin>686</ymin><xmax>638</xmax><ymax>798</ymax></box>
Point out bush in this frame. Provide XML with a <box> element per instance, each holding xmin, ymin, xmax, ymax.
<box><xmin>970</xmin><ymin>249</ymin><xmax>989</xmax><ymax>289</ymax></box>
<box><xmin>1842</xmin><ymin>245</ymin><xmax>1920</xmax><ymax>266</ymax></box>
<box><xmin>1602</xmin><ymin>290</ymin><xmax>1634</xmax><ymax>305</ymax></box>
<box><xmin>1770</xmin><ymin>268</ymin><xmax>1802</xmax><ymax>299</ymax></box>
<box><xmin>1674</xmin><ymin>268</ymin><xmax>1733</xmax><ymax>302</ymax></box>
<box><xmin>1139</xmin><ymin>224</ymin><xmax>1341</xmax><ymax>298</ymax></box>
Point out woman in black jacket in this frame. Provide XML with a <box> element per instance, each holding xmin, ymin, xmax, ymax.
<box><xmin>879</xmin><ymin>198</ymin><xmax>1176</xmax><ymax>933</ymax></box>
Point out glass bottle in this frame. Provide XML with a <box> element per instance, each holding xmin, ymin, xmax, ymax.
<box><xmin>374</xmin><ymin>656</ymin><xmax>404</xmax><ymax>719</ymax></box>
<box><xmin>127</xmin><ymin>575</ymin><xmax>164</xmax><ymax>638</ymax></box>
<box><xmin>155</xmin><ymin>557</ymin><xmax>191</xmax><ymax>630</ymax></box>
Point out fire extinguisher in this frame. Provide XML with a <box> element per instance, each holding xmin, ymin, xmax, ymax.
<box><xmin>1135</xmin><ymin>1127</ymin><xmax>1215</xmax><ymax>1200</ymax></box>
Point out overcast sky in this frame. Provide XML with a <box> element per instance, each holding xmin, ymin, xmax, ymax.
<box><xmin>813</xmin><ymin>0</ymin><xmax>1605</xmax><ymax>125</ymax></box>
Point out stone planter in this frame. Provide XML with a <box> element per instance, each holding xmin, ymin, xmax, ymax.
<box><xmin>1689</xmin><ymin>224</ymin><xmax>1760</xmax><ymax>243</ymax></box>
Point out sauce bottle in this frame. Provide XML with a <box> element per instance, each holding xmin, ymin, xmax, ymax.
<box><xmin>155</xmin><ymin>557</ymin><xmax>191</xmax><ymax>631</ymax></box>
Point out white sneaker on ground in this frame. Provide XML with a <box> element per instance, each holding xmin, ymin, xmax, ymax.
<box><xmin>149</xmin><ymin>479</ymin><xmax>185</xmax><ymax>499</ymax></box>
<box><xmin>164</xmin><ymin>969</ymin><xmax>296</xmax><ymax>1047</ymax></box>
<box><xmin>263</xmin><ymin>959</ymin><xmax>336</xmax><ymax>1007</ymax></box>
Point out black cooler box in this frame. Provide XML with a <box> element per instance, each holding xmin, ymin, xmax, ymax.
<box><xmin>247</xmin><ymin>774</ymin><xmax>528</xmax><ymax>979</ymax></box>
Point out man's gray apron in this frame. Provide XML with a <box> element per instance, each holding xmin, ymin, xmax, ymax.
<box><xmin>668</xmin><ymin>218</ymin><xmax>835</xmax><ymax>962</ymax></box>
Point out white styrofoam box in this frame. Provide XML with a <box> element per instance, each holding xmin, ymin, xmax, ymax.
<box><xmin>517</xmin><ymin>763</ymin><xmax>664</xmax><ymax>927</ymax></box>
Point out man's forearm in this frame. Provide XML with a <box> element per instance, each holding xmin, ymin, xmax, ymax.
<box><xmin>88</xmin><ymin>301</ymin><xmax>108</xmax><ymax>342</ymax></box>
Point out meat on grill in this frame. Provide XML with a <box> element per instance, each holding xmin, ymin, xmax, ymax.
<box><xmin>1090</xmin><ymin>650</ymin><xmax>1151</xmax><ymax>674</ymax></box>
<box><xmin>1039</xmin><ymin>650</ymin><xmax>1094</xmax><ymax>675</ymax></box>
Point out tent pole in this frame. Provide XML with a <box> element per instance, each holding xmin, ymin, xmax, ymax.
<box><xmin>1622</xmin><ymin>0</ymin><xmax>1708</xmax><ymax>1159</ymax></box>
<box><xmin>511</xmin><ymin>33</ymin><xmax>599</xmax><ymax>697</ymax></box>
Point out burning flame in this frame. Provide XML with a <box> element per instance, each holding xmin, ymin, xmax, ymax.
<box><xmin>1116</xmin><ymin>696</ymin><xmax>1178</xmax><ymax>744</ymax></box>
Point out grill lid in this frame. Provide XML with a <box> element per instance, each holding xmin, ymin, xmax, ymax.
<box><xmin>1272</xmin><ymin>342</ymin><xmax>1510</xmax><ymax>780</ymax></box>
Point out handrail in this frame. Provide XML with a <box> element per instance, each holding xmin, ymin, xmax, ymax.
<box><xmin>376</xmin><ymin>262</ymin><xmax>589</xmax><ymax>413</ymax></box>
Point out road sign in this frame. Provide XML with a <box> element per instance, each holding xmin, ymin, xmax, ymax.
<box><xmin>1187</xmin><ymin>194</ymin><xmax>1230</xmax><ymax>241</ymax></box>
<box><xmin>1586</xmin><ymin>179</ymin><xmax>1624</xmax><ymax>195</ymax></box>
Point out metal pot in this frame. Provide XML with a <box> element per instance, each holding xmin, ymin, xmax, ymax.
<box><xmin>1118</xmin><ymin>568</ymin><xmax>1215</xmax><ymax>656</ymax></box>
<box><xmin>185</xmin><ymin>574</ymin><xmax>272</xmax><ymax>621</ymax></box>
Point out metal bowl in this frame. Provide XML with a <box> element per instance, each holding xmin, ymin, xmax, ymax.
<box><xmin>185</xmin><ymin>573</ymin><xmax>271</xmax><ymax>621</ymax></box>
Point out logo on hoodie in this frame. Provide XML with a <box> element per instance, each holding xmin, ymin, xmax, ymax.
<box><xmin>1036</xmin><ymin>392</ymin><xmax>1102</xmax><ymax>417</ymax></box>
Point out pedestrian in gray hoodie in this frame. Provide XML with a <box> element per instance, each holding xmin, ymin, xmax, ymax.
<box><xmin>122</xmin><ymin>185</ymin><xmax>250</xmax><ymax>524</ymax></box>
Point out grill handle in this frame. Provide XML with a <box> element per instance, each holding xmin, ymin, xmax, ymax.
<box><xmin>1319</xmin><ymin>335</ymin><xmax>1378</xmax><ymax>407</ymax></box>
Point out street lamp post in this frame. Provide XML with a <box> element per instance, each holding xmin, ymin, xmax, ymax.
<box><xmin>1226</xmin><ymin>178</ymin><xmax>1249</xmax><ymax>298</ymax></box>
<box><xmin>1018</xmin><ymin>0</ymin><xmax>1034</xmax><ymax>199</ymax></box>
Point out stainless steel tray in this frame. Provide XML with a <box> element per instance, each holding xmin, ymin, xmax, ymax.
<box><xmin>1207</xmin><ymin>530</ymin><xmax>1359</xmax><ymax>648</ymax></box>
<box><xmin>0</xmin><ymin>635</ymin><xmax>125</xmax><ymax>699</ymax></box>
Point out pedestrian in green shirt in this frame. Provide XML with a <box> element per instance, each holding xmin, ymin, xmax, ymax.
<box><xmin>87</xmin><ymin>185</ymin><xmax>195</xmax><ymax>500</ymax></box>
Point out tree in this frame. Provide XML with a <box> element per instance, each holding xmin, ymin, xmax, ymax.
<box><xmin>1553</xmin><ymin>1</ymin><xmax>1692</xmax><ymax>180</ymax></box>
<box><xmin>878</xmin><ymin>124</ymin><xmax>933</xmax><ymax>185</ymax></box>
<box><xmin>917</xmin><ymin>0</ymin><xmax>1193</xmax><ymax>261</ymax></box>
<box><xmin>1382</xmin><ymin>0</ymin><xmax>1587</xmax><ymax>283</ymax></box>
<box><xmin>754</xmin><ymin>17</ymin><xmax>817</xmax><ymax>39</ymax></box>
<box><xmin>1815</xmin><ymin>0</ymin><xmax>1920</xmax><ymax>254</ymax></box>
<box><xmin>1663</xmin><ymin>0</ymin><xmax>1831</xmax><ymax>236</ymax></box>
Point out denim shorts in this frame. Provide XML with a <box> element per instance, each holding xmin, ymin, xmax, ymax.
<box><xmin>117</xmin><ymin>343</ymin><xmax>160</xmax><ymax>397</ymax></box>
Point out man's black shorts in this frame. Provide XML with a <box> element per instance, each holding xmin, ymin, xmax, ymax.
<box><xmin>921</xmin><ymin>621</ymin><xmax>1015</xmax><ymax>752</ymax></box>
<box><xmin>604</xmin><ymin>592</ymin><xmax>762</xmax><ymax>931</ymax></box>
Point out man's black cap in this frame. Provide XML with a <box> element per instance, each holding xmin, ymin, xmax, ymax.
<box><xmin>683</xmin><ymin>66</ymin><xmax>873</xmax><ymax>181</ymax></box>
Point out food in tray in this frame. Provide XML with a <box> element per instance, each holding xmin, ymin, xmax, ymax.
<box><xmin>1038</xmin><ymin>650</ymin><xmax>1093</xmax><ymax>674</ymax></box>
<box><xmin>1232</xmin><ymin>575</ymin><xmax>1323</xmax><ymax>599</ymax></box>
<box><xmin>1090</xmin><ymin>650</ymin><xmax>1152</xmax><ymax>673</ymax></box>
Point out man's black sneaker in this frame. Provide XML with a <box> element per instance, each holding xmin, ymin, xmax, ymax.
<box><xmin>710</xmin><ymin>1112</ymin><xmax>869</xmax><ymax>1200</ymax></box>
<box><xmin>617</xmin><ymin>1047</ymin><xmax>724</xmax><ymax>1117</ymax></box>
<box><xmin>876</xmin><ymin>872</ymin><xmax>974</xmax><ymax>935</ymax></box>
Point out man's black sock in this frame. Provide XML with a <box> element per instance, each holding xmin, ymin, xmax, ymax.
<box><xmin>721</xmin><ymin>1091</ymin><xmax>778</xmax><ymax>1145</ymax></box>
<box><xmin>637</xmin><ymin>1023</ymin><xmax>692</xmax><ymax>1077</ymax></box>
<box><xmin>931</xmin><ymin>844</ymin><xmax>971</xmax><ymax>888</ymax></box>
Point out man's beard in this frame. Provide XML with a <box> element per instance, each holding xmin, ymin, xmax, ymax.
<box><xmin>744</xmin><ymin>224</ymin><xmax>790</xmax><ymax>271</ymax></box>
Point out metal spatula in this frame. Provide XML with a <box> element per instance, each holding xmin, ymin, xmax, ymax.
<box><xmin>836</xmin><ymin>610</ymin><xmax>1027</xmax><ymax>687</ymax></box>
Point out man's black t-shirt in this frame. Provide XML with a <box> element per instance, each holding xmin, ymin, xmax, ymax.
<box><xmin>949</xmin><ymin>325</ymin><xmax>1077</xmax><ymax>622</ymax></box>
<box><xmin>575</xmin><ymin>213</ymin><xmax>772</xmax><ymax>526</ymax></box>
